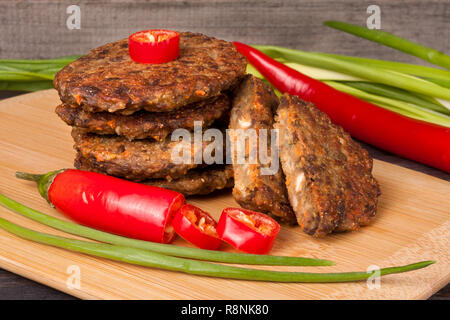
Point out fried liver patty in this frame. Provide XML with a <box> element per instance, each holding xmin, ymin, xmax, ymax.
<box><xmin>73</xmin><ymin>128</ymin><xmax>222</xmax><ymax>181</ymax></box>
<box><xmin>76</xmin><ymin>153</ymin><xmax>233</xmax><ymax>196</ymax></box>
<box><xmin>54</xmin><ymin>33</ymin><xmax>246</xmax><ymax>115</ymax></box>
<box><xmin>229</xmin><ymin>76</ymin><xmax>296</xmax><ymax>224</ymax></box>
<box><xmin>274</xmin><ymin>94</ymin><xmax>380</xmax><ymax>236</ymax></box>
<box><xmin>57</xmin><ymin>94</ymin><xmax>230</xmax><ymax>141</ymax></box>
<box><xmin>144</xmin><ymin>165</ymin><xmax>234</xmax><ymax>196</ymax></box>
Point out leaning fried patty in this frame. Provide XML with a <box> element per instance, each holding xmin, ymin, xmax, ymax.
<box><xmin>72</xmin><ymin>128</ymin><xmax>221</xmax><ymax>181</ymax></box>
<box><xmin>275</xmin><ymin>94</ymin><xmax>380</xmax><ymax>236</ymax></box>
<box><xmin>144</xmin><ymin>165</ymin><xmax>234</xmax><ymax>196</ymax></box>
<box><xmin>57</xmin><ymin>95</ymin><xmax>230</xmax><ymax>141</ymax></box>
<box><xmin>229</xmin><ymin>76</ymin><xmax>296</xmax><ymax>224</ymax></box>
<box><xmin>54</xmin><ymin>32</ymin><xmax>246</xmax><ymax>115</ymax></box>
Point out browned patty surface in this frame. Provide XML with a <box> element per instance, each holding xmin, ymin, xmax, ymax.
<box><xmin>229</xmin><ymin>76</ymin><xmax>296</xmax><ymax>224</ymax></box>
<box><xmin>274</xmin><ymin>94</ymin><xmax>380</xmax><ymax>236</ymax></box>
<box><xmin>76</xmin><ymin>153</ymin><xmax>233</xmax><ymax>196</ymax></box>
<box><xmin>144</xmin><ymin>165</ymin><xmax>234</xmax><ymax>196</ymax></box>
<box><xmin>73</xmin><ymin>128</ymin><xmax>223</xmax><ymax>181</ymax></box>
<box><xmin>57</xmin><ymin>94</ymin><xmax>230</xmax><ymax>141</ymax></box>
<box><xmin>54</xmin><ymin>33</ymin><xmax>247</xmax><ymax>114</ymax></box>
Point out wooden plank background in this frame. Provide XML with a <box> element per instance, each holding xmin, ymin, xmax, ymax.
<box><xmin>0</xmin><ymin>0</ymin><xmax>448</xmax><ymax>64</ymax></box>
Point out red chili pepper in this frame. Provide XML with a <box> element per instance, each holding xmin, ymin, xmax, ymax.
<box><xmin>216</xmin><ymin>207</ymin><xmax>280</xmax><ymax>254</ymax></box>
<box><xmin>16</xmin><ymin>169</ymin><xmax>185</xmax><ymax>243</ymax></box>
<box><xmin>233</xmin><ymin>41</ymin><xmax>450</xmax><ymax>173</ymax></box>
<box><xmin>172</xmin><ymin>204</ymin><xmax>222</xmax><ymax>250</ymax></box>
<box><xmin>129</xmin><ymin>29</ymin><xmax>180</xmax><ymax>64</ymax></box>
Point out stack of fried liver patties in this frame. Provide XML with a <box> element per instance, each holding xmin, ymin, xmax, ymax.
<box><xmin>54</xmin><ymin>32</ymin><xmax>246</xmax><ymax>195</ymax></box>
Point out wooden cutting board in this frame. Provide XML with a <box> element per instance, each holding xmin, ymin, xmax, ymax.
<box><xmin>0</xmin><ymin>90</ymin><xmax>448</xmax><ymax>300</ymax></box>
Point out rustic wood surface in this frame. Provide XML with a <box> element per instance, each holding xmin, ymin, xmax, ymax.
<box><xmin>0</xmin><ymin>90</ymin><xmax>449</xmax><ymax>300</ymax></box>
<box><xmin>0</xmin><ymin>0</ymin><xmax>449</xmax><ymax>300</ymax></box>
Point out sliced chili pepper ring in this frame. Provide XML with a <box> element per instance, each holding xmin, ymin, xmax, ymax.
<box><xmin>172</xmin><ymin>204</ymin><xmax>222</xmax><ymax>250</ymax></box>
<box><xmin>128</xmin><ymin>29</ymin><xmax>180</xmax><ymax>64</ymax></box>
<box><xmin>217</xmin><ymin>207</ymin><xmax>280</xmax><ymax>254</ymax></box>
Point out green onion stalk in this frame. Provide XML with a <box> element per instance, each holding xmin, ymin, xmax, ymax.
<box><xmin>314</xmin><ymin>52</ymin><xmax>450</xmax><ymax>82</ymax></box>
<box><xmin>340</xmin><ymin>82</ymin><xmax>449</xmax><ymax>115</ymax></box>
<box><xmin>0</xmin><ymin>55</ymin><xmax>81</xmax><ymax>71</ymax></box>
<box><xmin>0</xmin><ymin>55</ymin><xmax>81</xmax><ymax>91</ymax></box>
<box><xmin>324</xmin><ymin>81</ymin><xmax>450</xmax><ymax>127</ymax></box>
<box><xmin>323</xmin><ymin>21</ymin><xmax>450</xmax><ymax>70</ymax></box>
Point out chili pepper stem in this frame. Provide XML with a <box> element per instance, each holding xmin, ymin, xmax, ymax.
<box><xmin>15</xmin><ymin>171</ymin><xmax>45</xmax><ymax>182</ymax></box>
<box><xmin>15</xmin><ymin>170</ymin><xmax>65</xmax><ymax>204</ymax></box>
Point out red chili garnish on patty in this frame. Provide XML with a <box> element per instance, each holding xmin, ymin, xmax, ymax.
<box><xmin>128</xmin><ymin>29</ymin><xmax>180</xmax><ymax>64</ymax></box>
<box><xmin>217</xmin><ymin>207</ymin><xmax>280</xmax><ymax>254</ymax></box>
<box><xmin>16</xmin><ymin>169</ymin><xmax>185</xmax><ymax>243</ymax></box>
<box><xmin>172</xmin><ymin>204</ymin><xmax>222</xmax><ymax>250</ymax></box>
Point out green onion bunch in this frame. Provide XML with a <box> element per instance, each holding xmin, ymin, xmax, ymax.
<box><xmin>0</xmin><ymin>55</ymin><xmax>80</xmax><ymax>91</ymax></box>
<box><xmin>251</xmin><ymin>21</ymin><xmax>450</xmax><ymax>127</ymax></box>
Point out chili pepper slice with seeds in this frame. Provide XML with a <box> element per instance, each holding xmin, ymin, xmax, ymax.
<box><xmin>217</xmin><ymin>207</ymin><xmax>280</xmax><ymax>254</ymax></box>
<box><xmin>128</xmin><ymin>29</ymin><xmax>180</xmax><ymax>64</ymax></box>
<box><xmin>172</xmin><ymin>204</ymin><xmax>222</xmax><ymax>250</ymax></box>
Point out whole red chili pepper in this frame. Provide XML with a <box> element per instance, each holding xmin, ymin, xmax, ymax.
<box><xmin>172</xmin><ymin>204</ymin><xmax>222</xmax><ymax>250</ymax></box>
<box><xmin>233</xmin><ymin>41</ymin><xmax>450</xmax><ymax>173</ymax></box>
<box><xmin>15</xmin><ymin>169</ymin><xmax>185</xmax><ymax>243</ymax></box>
<box><xmin>217</xmin><ymin>207</ymin><xmax>280</xmax><ymax>254</ymax></box>
<box><xmin>129</xmin><ymin>29</ymin><xmax>180</xmax><ymax>64</ymax></box>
